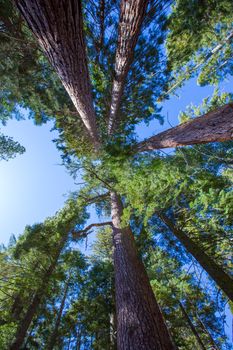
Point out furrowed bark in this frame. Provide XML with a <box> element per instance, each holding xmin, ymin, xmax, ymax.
<box><xmin>9</xmin><ymin>234</ymin><xmax>67</xmax><ymax>350</ymax></box>
<box><xmin>135</xmin><ymin>103</ymin><xmax>233</xmax><ymax>152</ymax></box>
<box><xmin>110</xmin><ymin>192</ymin><xmax>175</xmax><ymax>350</ymax></box>
<box><xmin>158</xmin><ymin>213</ymin><xmax>233</xmax><ymax>302</ymax></box>
<box><xmin>13</xmin><ymin>0</ymin><xmax>99</xmax><ymax>148</ymax></box>
<box><xmin>108</xmin><ymin>0</ymin><xmax>149</xmax><ymax>134</ymax></box>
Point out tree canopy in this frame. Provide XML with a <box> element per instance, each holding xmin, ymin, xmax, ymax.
<box><xmin>0</xmin><ymin>0</ymin><xmax>233</xmax><ymax>349</ymax></box>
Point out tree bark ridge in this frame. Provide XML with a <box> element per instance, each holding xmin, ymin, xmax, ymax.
<box><xmin>111</xmin><ymin>192</ymin><xmax>175</xmax><ymax>350</ymax></box>
<box><xmin>14</xmin><ymin>0</ymin><xmax>100</xmax><ymax>148</ymax></box>
<box><xmin>135</xmin><ymin>104</ymin><xmax>233</xmax><ymax>152</ymax></box>
<box><xmin>108</xmin><ymin>0</ymin><xmax>149</xmax><ymax>134</ymax></box>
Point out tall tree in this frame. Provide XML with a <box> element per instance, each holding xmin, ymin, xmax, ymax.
<box><xmin>7</xmin><ymin>199</ymin><xmax>88</xmax><ymax>350</ymax></box>
<box><xmin>107</xmin><ymin>0</ymin><xmax>149</xmax><ymax>134</ymax></box>
<box><xmin>110</xmin><ymin>192</ymin><xmax>175</xmax><ymax>349</ymax></box>
<box><xmin>2</xmin><ymin>0</ymin><xmax>233</xmax><ymax>348</ymax></box>
<box><xmin>13</xmin><ymin>0</ymin><xmax>100</xmax><ymax>147</ymax></box>
<box><xmin>157</xmin><ymin>213</ymin><xmax>233</xmax><ymax>302</ymax></box>
<box><xmin>135</xmin><ymin>103</ymin><xmax>233</xmax><ymax>152</ymax></box>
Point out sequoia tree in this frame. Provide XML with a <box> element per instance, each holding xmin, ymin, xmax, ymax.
<box><xmin>2</xmin><ymin>0</ymin><xmax>233</xmax><ymax>348</ymax></box>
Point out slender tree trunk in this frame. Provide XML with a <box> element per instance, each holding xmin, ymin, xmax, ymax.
<box><xmin>46</xmin><ymin>276</ymin><xmax>70</xmax><ymax>350</ymax></box>
<box><xmin>75</xmin><ymin>326</ymin><xmax>81</xmax><ymax>350</ymax></box>
<box><xmin>110</xmin><ymin>192</ymin><xmax>176</xmax><ymax>350</ymax></box>
<box><xmin>178</xmin><ymin>301</ymin><xmax>207</xmax><ymax>350</ymax></box>
<box><xmin>135</xmin><ymin>103</ymin><xmax>233</xmax><ymax>152</ymax></box>
<box><xmin>11</xmin><ymin>294</ymin><xmax>23</xmax><ymax>321</ymax></box>
<box><xmin>9</xmin><ymin>235</ymin><xmax>67</xmax><ymax>350</ymax></box>
<box><xmin>109</xmin><ymin>312</ymin><xmax>117</xmax><ymax>349</ymax></box>
<box><xmin>108</xmin><ymin>0</ymin><xmax>149</xmax><ymax>134</ymax></box>
<box><xmin>158</xmin><ymin>213</ymin><xmax>233</xmax><ymax>301</ymax></box>
<box><xmin>14</xmin><ymin>0</ymin><xmax>99</xmax><ymax>148</ymax></box>
<box><xmin>196</xmin><ymin>314</ymin><xmax>220</xmax><ymax>350</ymax></box>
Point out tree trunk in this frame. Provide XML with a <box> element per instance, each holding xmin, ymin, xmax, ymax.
<box><xmin>196</xmin><ymin>314</ymin><xmax>220</xmax><ymax>350</ymax></box>
<box><xmin>178</xmin><ymin>301</ymin><xmax>207</xmax><ymax>350</ymax></box>
<box><xmin>158</xmin><ymin>213</ymin><xmax>233</xmax><ymax>301</ymax></box>
<box><xmin>109</xmin><ymin>312</ymin><xmax>117</xmax><ymax>349</ymax></box>
<box><xmin>110</xmin><ymin>192</ymin><xmax>176</xmax><ymax>350</ymax></box>
<box><xmin>14</xmin><ymin>0</ymin><xmax>99</xmax><ymax>148</ymax></box>
<box><xmin>9</xmin><ymin>235</ymin><xmax>67</xmax><ymax>350</ymax></box>
<box><xmin>135</xmin><ymin>103</ymin><xmax>233</xmax><ymax>152</ymax></box>
<box><xmin>108</xmin><ymin>0</ymin><xmax>149</xmax><ymax>134</ymax></box>
<box><xmin>46</xmin><ymin>276</ymin><xmax>70</xmax><ymax>350</ymax></box>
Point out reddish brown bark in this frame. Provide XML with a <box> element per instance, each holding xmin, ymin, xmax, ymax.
<box><xmin>158</xmin><ymin>213</ymin><xmax>233</xmax><ymax>302</ymax></box>
<box><xmin>108</xmin><ymin>0</ymin><xmax>149</xmax><ymax>134</ymax></box>
<box><xmin>110</xmin><ymin>192</ymin><xmax>175</xmax><ymax>350</ymax></box>
<box><xmin>14</xmin><ymin>0</ymin><xmax>99</xmax><ymax>148</ymax></box>
<box><xmin>135</xmin><ymin>103</ymin><xmax>233</xmax><ymax>152</ymax></box>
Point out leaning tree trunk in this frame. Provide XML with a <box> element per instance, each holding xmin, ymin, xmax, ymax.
<box><xmin>9</xmin><ymin>234</ymin><xmax>67</xmax><ymax>350</ymax></box>
<box><xmin>196</xmin><ymin>314</ymin><xmax>220</xmax><ymax>350</ymax></box>
<box><xmin>135</xmin><ymin>103</ymin><xmax>233</xmax><ymax>152</ymax></box>
<box><xmin>158</xmin><ymin>213</ymin><xmax>233</xmax><ymax>302</ymax></box>
<box><xmin>178</xmin><ymin>301</ymin><xmax>207</xmax><ymax>350</ymax></box>
<box><xmin>46</xmin><ymin>275</ymin><xmax>71</xmax><ymax>350</ymax></box>
<box><xmin>14</xmin><ymin>0</ymin><xmax>99</xmax><ymax>148</ymax></box>
<box><xmin>108</xmin><ymin>0</ymin><xmax>149</xmax><ymax>134</ymax></box>
<box><xmin>110</xmin><ymin>192</ymin><xmax>176</xmax><ymax>350</ymax></box>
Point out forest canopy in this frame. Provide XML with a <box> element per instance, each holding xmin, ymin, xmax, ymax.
<box><xmin>0</xmin><ymin>0</ymin><xmax>233</xmax><ymax>349</ymax></box>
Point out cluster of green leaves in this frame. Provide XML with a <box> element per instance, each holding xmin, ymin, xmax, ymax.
<box><xmin>166</xmin><ymin>0</ymin><xmax>233</xmax><ymax>92</ymax></box>
<box><xmin>0</xmin><ymin>133</ymin><xmax>25</xmax><ymax>160</ymax></box>
<box><xmin>0</xmin><ymin>198</ymin><xmax>88</xmax><ymax>349</ymax></box>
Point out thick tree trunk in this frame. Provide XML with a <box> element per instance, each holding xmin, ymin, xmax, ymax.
<box><xmin>9</xmin><ymin>235</ymin><xmax>67</xmax><ymax>350</ymax></box>
<box><xmin>110</xmin><ymin>192</ymin><xmax>176</xmax><ymax>350</ymax></box>
<box><xmin>108</xmin><ymin>0</ymin><xmax>149</xmax><ymax>134</ymax></box>
<box><xmin>178</xmin><ymin>301</ymin><xmax>207</xmax><ymax>350</ymax></box>
<box><xmin>14</xmin><ymin>0</ymin><xmax>99</xmax><ymax>148</ymax></box>
<box><xmin>158</xmin><ymin>213</ymin><xmax>233</xmax><ymax>301</ymax></box>
<box><xmin>135</xmin><ymin>103</ymin><xmax>233</xmax><ymax>152</ymax></box>
<box><xmin>46</xmin><ymin>276</ymin><xmax>70</xmax><ymax>350</ymax></box>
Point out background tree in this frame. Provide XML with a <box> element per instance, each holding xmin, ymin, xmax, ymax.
<box><xmin>0</xmin><ymin>0</ymin><xmax>233</xmax><ymax>348</ymax></box>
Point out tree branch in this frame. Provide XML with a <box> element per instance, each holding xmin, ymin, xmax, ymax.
<box><xmin>72</xmin><ymin>221</ymin><xmax>112</xmax><ymax>239</ymax></box>
<box><xmin>134</xmin><ymin>103</ymin><xmax>233</xmax><ymax>152</ymax></box>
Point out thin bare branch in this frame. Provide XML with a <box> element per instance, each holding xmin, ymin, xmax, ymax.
<box><xmin>72</xmin><ymin>221</ymin><xmax>112</xmax><ymax>239</ymax></box>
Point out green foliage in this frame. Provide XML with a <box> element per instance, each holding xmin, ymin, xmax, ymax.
<box><xmin>1</xmin><ymin>1</ymin><xmax>233</xmax><ymax>348</ymax></box>
<box><xmin>166</xmin><ymin>0</ymin><xmax>233</xmax><ymax>91</ymax></box>
<box><xmin>0</xmin><ymin>133</ymin><xmax>25</xmax><ymax>160</ymax></box>
<box><xmin>0</xmin><ymin>198</ymin><xmax>88</xmax><ymax>349</ymax></box>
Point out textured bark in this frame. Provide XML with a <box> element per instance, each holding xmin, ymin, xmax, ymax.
<box><xmin>158</xmin><ymin>213</ymin><xmax>233</xmax><ymax>302</ymax></box>
<box><xmin>14</xmin><ymin>0</ymin><xmax>99</xmax><ymax>148</ymax></box>
<box><xmin>108</xmin><ymin>0</ymin><xmax>149</xmax><ymax>134</ymax></box>
<box><xmin>135</xmin><ymin>103</ymin><xmax>233</xmax><ymax>152</ymax></box>
<box><xmin>110</xmin><ymin>192</ymin><xmax>176</xmax><ymax>350</ymax></box>
<box><xmin>10</xmin><ymin>235</ymin><xmax>67</xmax><ymax>350</ymax></box>
<box><xmin>46</xmin><ymin>276</ymin><xmax>70</xmax><ymax>350</ymax></box>
<box><xmin>178</xmin><ymin>301</ymin><xmax>207</xmax><ymax>350</ymax></box>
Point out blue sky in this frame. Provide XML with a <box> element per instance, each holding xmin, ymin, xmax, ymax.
<box><xmin>0</xmin><ymin>76</ymin><xmax>232</xmax><ymax>342</ymax></box>
<box><xmin>1</xmin><ymin>76</ymin><xmax>233</xmax><ymax>246</ymax></box>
